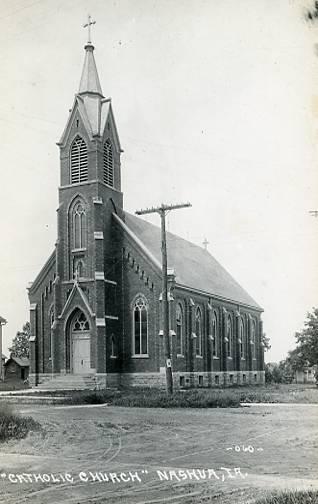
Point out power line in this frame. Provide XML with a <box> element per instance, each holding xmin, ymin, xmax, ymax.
<box><xmin>136</xmin><ymin>202</ymin><xmax>191</xmax><ymax>395</ymax></box>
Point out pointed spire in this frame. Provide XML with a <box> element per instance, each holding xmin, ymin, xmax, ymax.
<box><xmin>78</xmin><ymin>43</ymin><xmax>103</xmax><ymax>96</ymax></box>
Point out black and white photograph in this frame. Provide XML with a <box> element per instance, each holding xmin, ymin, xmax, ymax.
<box><xmin>0</xmin><ymin>1</ymin><xmax>317</xmax><ymax>503</ymax></box>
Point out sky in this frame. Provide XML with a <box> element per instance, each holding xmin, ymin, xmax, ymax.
<box><xmin>0</xmin><ymin>0</ymin><xmax>317</xmax><ymax>362</ymax></box>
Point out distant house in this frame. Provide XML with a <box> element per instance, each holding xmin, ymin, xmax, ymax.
<box><xmin>4</xmin><ymin>356</ymin><xmax>30</xmax><ymax>381</ymax></box>
<box><xmin>294</xmin><ymin>365</ymin><xmax>317</xmax><ymax>384</ymax></box>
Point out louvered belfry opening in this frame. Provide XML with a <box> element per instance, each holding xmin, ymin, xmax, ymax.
<box><xmin>103</xmin><ymin>139</ymin><xmax>114</xmax><ymax>187</ymax></box>
<box><xmin>70</xmin><ymin>136</ymin><xmax>88</xmax><ymax>184</ymax></box>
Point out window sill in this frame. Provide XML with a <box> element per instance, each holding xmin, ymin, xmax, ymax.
<box><xmin>241</xmin><ymin>357</ymin><xmax>246</xmax><ymax>361</ymax></box>
<box><xmin>196</xmin><ymin>355</ymin><xmax>203</xmax><ymax>359</ymax></box>
<box><xmin>177</xmin><ymin>354</ymin><xmax>184</xmax><ymax>358</ymax></box>
<box><xmin>212</xmin><ymin>356</ymin><xmax>219</xmax><ymax>360</ymax></box>
<box><xmin>227</xmin><ymin>356</ymin><xmax>233</xmax><ymax>360</ymax></box>
<box><xmin>110</xmin><ymin>356</ymin><xmax>118</xmax><ymax>359</ymax></box>
<box><xmin>132</xmin><ymin>354</ymin><xmax>149</xmax><ymax>359</ymax></box>
<box><xmin>71</xmin><ymin>248</ymin><xmax>87</xmax><ymax>253</ymax></box>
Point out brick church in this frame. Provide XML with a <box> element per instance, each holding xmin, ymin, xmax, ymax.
<box><xmin>28</xmin><ymin>36</ymin><xmax>265</xmax><ymax>390</ymax></box>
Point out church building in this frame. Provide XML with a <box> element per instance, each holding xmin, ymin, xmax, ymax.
<box><xmin>28</xmin><ymin>36</ymin><xmax>265</xmax><ymax>390</ymax></box>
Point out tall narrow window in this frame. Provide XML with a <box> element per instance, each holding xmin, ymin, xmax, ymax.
<box><xmin>240</xmin><ymin>319</ymin><xmax>245</xmax><ymax>359</ymax></box>
<box><xmin>49</xmin><ymin>307</ymin><xmax>54</xmax><ymax>359</ymax></box>
<box><xmin>195</xmin><ymin>307</ymin><xmax>203</xmax><ymax>356</ymax></box>
<box><xmin>176</xmin><ymin>303</ymin><xmax>183</xmax><ymax>356</ymax></box>
<box><xmin>72</xmin><ymin>200</ymin><xmax>87</xmax><ymax>249</ymax></box>
<box><xmin>133</xmin><ymin>296</ymin><xmax>148</xmax><ymax>356</ymax></box>
<box><xmin>111</xmin><ymin>334</ymin><xmax>117</xmax><ymax>358</ymax></box>
<box><xmin>103</xmin><ymin>139</ymin><xmax>114</xmax><ymax>187</ymax></box>
<box><xmin>212</xmin><ymin>311</ymin><xmax>218</xmax><ymax>357</ymax></box>
<box><xmin>227</xmin><ymin>316</ymin><xmax>233</xmax><ymax>358</ymax></box>
<box><xmin>73</xmin><ymin>258</ymin><xmax>85</xmax><ymax>279</ymax></box>
<box><xmin>70</xmin><ymin>136</ymin><xmax>88</xmax><ymax>184</ymax></box>
<box><xmin>251</xmin><ymin>319</ymin><xmax>256</xmax><ymax>359</ymax></box>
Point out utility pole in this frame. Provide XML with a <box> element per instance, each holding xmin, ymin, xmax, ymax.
<box><xmin>136</xmin><ymin>202</ymin><xmax>191</xmax><ymax>394</ymax></box>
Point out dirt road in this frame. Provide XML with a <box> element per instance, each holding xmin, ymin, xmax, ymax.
<box><xmin>0</xmin><ymin>403</ymin><xmax>317</xmax><ymax>503</ymax></box>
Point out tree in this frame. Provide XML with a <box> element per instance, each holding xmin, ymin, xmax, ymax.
<box><xmin>9</xmin><ymin>322</ymin><xmax>30</xmax><ymax>359</ymax></box>
<box><xmin>306</xmin><ymin>1</ymin><xmax>318</xmax><ymax>21</ymax></box>
<box><xmin>293</xmin><ymin>308</ymin><xmax>318</xmax><ymax>367</ymax></box>
<box><xmin>261</xmin><ymin>332</ymin><xmax>271</xmax><ymax>352</ymax></box>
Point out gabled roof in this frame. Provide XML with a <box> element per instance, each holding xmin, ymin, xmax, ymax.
<box><xmin>28</xmin><ymin>250</ymin><xmax>55</xmax><ymax>295</ymax></box>
<box><xmin>119</xmin><ymin>212</ymin><xmax>262</xmax><ymax>311</ymax></box>
<box><xmin>5</xmin><ymin>356</ymin><xmax>30</xmax><ymax>367</ymax></box>
<box><xmin>59</xmin><ymin>281</ymin><xmax>94</xmax><ymax>319</ymax></box>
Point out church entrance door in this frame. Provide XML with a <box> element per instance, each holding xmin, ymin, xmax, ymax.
<box><xmin>72</xmin><ymin>334</ymin><xmax>90</xmax><ymax>374</ymax></box>
<box><xmin>70</xmin><ymin>311</ymin><xmax>91</xmax><ymax>375</ymax></box>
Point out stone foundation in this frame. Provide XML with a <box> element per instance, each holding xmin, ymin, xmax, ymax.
<box><xmin>30</xmin><ymin>370</ymin><xmax>265</xmax><ymax>390</ymax></box>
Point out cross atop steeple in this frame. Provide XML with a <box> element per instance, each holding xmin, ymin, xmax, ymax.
<box><xmin>202</xmin><ymin>237</ymin><xmax>209</xmax><ymax>251</ymax></box>
<box><xmin>83</xmin><ymin>15</ymin><xmax>96</xmax><ymax>45</ymax></box>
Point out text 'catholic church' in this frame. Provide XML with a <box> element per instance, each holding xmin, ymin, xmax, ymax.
<box><xmin>28</xmin><ymin>34</ymin><xmax>265</xmax><ymax>390</ymax></box>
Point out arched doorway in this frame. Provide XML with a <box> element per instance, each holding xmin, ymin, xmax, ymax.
<box><xmin>70</xmin><ymin>310</ymin><xmax>91</xmax><ymax>374</ymax></box>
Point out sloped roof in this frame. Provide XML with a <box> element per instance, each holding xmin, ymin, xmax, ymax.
<box><xmin>122</xmin><ymin>212</ymin><xmax>262</xmax><ymax>311</ymax></box>
<box><xmin>5</xmin><ymin>356</ymin><xmax>30</xmax><ymax>367</ymax></box>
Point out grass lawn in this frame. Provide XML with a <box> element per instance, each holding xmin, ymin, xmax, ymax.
<box><xmin>0</xmin><ymin>403</ymin><xmax>40</xmax><ymax>441</ymax></box>
<box><xmin>17</xmin><ymin>383</ymin><xmax>318</xmax><ymax>407</ymax></box>
<box><xmin>255</xmin><ymin>490</ymin><xmax>318</xmax><ymax>504</ymax></box>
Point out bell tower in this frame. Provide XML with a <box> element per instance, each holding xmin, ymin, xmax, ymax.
<box><xmin>52</xmin><ymin>20</ymin><xmax>123</xmax><ymax>379</ymax></box>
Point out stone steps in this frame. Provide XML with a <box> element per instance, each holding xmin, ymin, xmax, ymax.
<box><xmin>35</xmin><ymin>374</ymin><xmax>97</xmax><ymax>391</ymax></box>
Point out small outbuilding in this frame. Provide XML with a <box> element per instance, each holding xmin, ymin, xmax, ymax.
<box><xmin>0</xmin><ymin>316</ymin><xmax>7</xmax><ymax>380</ymax></box>
<box><xmin>4</xmin><ymin>356</ymin><xmax>30</xmax><ymax>381</ymax></box>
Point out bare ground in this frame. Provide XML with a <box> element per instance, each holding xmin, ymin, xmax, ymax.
<box><xmin>0</xmin><ymin>402</ymin><xmax>317</xmax><ymax>504</ymax></box>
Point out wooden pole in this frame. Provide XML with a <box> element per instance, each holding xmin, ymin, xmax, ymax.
<box><xmin>136</xmin><ymin>202</ymin><xmax>191</xmax><ymax>394</ymax></box>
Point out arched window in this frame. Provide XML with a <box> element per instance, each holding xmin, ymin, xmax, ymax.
<box><xmin>71</xmin><ymin>200</ymin><xmax>87</xmax><ymax>250</ymax></box>
<box><xmin>72</xmin><ymin>311</ymin><xmax>89</xmax><ymax>332</ymax></box>
<box><xmin>73</xmin><ymin>258</ymin><xmax>85</xmax><ymax>279</ymax></box>
<box><xmin>195</xmin><ymin>307</ymin><xmax>203</xmax><ymax>356</ymax></box>
<box><xmin>212</xmin><ymin>311</ymin><xmax>218</xmax><ymax>357</ymax></box>
<box><xmin>251</xmin><ymin>319</ymin><xmax>256</xmax><ymax>359</ymax></box>
<box><xmin>70</xmin><ymin>136</ymin><xmax>88</xmax><ymax>184</ymax></box>
<box><xmin>111</xmin><ymin>334</ymin><xmax>117</xmax><ymax>358</ymax></box>
<box><xmin>227</xmin><ymin>315</ymin><xmax>233</xmax><ymax>358</ymax></box>
<box><xmin>133</xmin><ymin>296</ymin><xmax>148</xmax><ymax>355</ymax></box>
<box><xmin>103</xmin><ymin>139</ymin><xmax>114</xmax><ymax>187</ymax></box>
<box><xmin>240</xmin><ymin>319</ymin><xmax>245</xmax><ymax>359</ymax></box>
<box><xmin>176</xmin><ymin>303</ymin><xmax>183</xmax><ymax>356</ymax></box>
<box><xmin>49</xmin><ymin>307</ymin><xmax>54</xmax><ymax>359</ymax></box>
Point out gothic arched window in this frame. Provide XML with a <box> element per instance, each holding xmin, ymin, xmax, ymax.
<box><xmin>71</xmin><ymin>200</ymin><xmax>87</xmax><ymax>250</ymax></box>
<box><xmin>176</xmin><ymin>303</ymin><xmax>183</xmax><ymax>356</ymax></box>
<box><xmin>49</xmin><ymin>307</ymin><xmax>54</xmax><ymax>359</ymax></box>
<box><xmin>227</xmin><ymin>315</ymin><xmax>233</xmax><ymax>358</ymax></box>
<box><xmin>133</xmin><ymin>296</ymin><xmax>148</xmax><ymax>356</ymax></box>
<box><xmin>195</xmin><ymin>307</ymin><xmax>203</xmax><ymax>356</ymax></box>
<box><xmin>70</xmin><ymin>136</ymin><xmax>88</xmax><ymax>184</ymax></box>
<box><xmin>212</xmin><ymin>311</ymin><xmax>218</xmax><ymax>357</ymax></box>
<box><xmin>103</xmin><ymin>139</ymin><xmax>114</xmax><ymax>187</ymax></box>
<box><xmin>240</xmin><ymin>319</ymin><xmax>246</xmax><ymax>359</ymax></box>
<box><xmin>73</xmin><ymin>258</ymin><xmax>85</xmax><ymax>279</ymax></box>
<box><xmin>251</xmin><ymin>319</ymin><xmax>256</xmax><ymax>359</ymax></box>
<box><xmin>111</xmin><ymin>334</ymin><xmax>117</xmax><ymax>358</ymax></box>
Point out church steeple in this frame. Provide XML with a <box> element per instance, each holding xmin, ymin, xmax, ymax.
<box><xmin>79</xmin><ymin>43</ymin><xmax>103</xmax><ymax>97</ymax></box>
